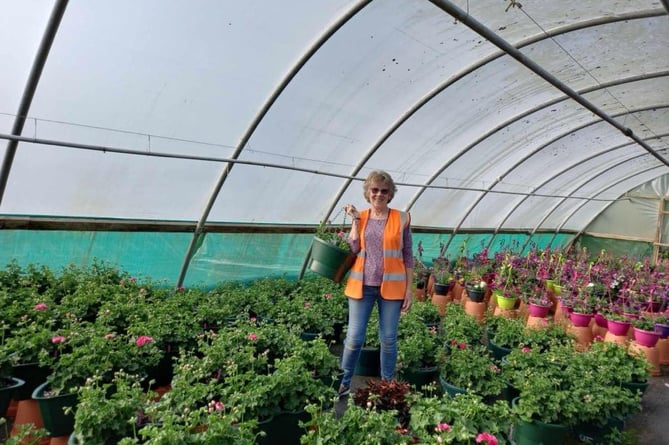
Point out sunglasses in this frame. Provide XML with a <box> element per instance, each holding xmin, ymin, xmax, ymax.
<box><xmin>370</xmin><ymin>187</ymin><xmax>389</xmax><ymax>195</ymax></box>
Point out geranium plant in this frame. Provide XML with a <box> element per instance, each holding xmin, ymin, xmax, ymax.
<box><xmin>409</xmin><ymin>392</ymin><xmax>511</xmax><ymax>445</ymax></box>
<box><xmin>439</xmin><ymin>342</ymin><xmax>506</xmax><ymax>398</ymax></box>
<box><xmin>397</xmin><ymin>316</ymin><xmax>442</xmax><ymax>372</ymax></box>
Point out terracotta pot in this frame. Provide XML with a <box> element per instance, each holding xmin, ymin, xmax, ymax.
<box><xmin>628</xmin><ymin>342</ymin><xmax>661</xmax><ymax>376</ymax></box>
<box><xmin>657</xmin><ymin>337</ymin><xmax>669</xmax><ymax>366</ymax></box>
<box><xmin>526</xmin><ymin>316</ymin><xmax>549</xmax><ymax>330</ymax></box>
<box><xmin>463</xmin><ymin>299</ymin><xmax>486</xmax><ymax>323</ymax></box>
<box><xmin>568</xmin><ymin>325</ymin><xmax>593</xmax><ymax>351</ymax></box>
<box><xmin>431</xmin><ymin>292</ymin><xmax>450</xmax><ymax>317</ymax></box>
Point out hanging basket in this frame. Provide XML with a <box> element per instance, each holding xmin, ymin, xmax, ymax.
<box><xmin>308</xmin><ymin>237</ymin><xmax>356</xmax><ymax>283</ymax></box>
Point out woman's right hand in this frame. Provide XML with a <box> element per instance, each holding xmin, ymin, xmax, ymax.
<box><xmin>344</xmin><ymin>204</ymin><xmax>360</xmax><ymax>219</ymax></box>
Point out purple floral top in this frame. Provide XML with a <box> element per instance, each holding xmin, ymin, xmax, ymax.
<box><xmin>348</xmin><ymin>216</ymin><xmax>414</xmax><ymax>287</ymax></box>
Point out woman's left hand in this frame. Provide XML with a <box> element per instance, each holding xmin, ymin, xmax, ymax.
<box><xmin>401</xmin><ymin>292</ymin><xmax>413</xmax><ymax>313</ymax></box>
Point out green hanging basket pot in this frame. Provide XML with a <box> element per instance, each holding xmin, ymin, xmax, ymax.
<box><xmin>32</xmin><ymin>381</ymin><xmax>78</xmax><ymax>437</ymax></box>
<box><xmin>309</xmin><ymin>237</ymin><xmax>356</xmax><ymax>283</ymax></box>
<box><xmin>511</xmin><ymin>398</ymin><xmax>571</xmax><ymax>445</ymax></box>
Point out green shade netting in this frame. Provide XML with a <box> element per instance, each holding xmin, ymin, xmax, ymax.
<box><xmin>0</xmin><ymin>230</ymin><xmax>575</xmax><ymax>287</ymax></box>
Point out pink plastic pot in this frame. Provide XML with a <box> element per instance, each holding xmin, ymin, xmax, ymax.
<box><xmin>633</xmin><ymin>327</ymin><xmax>660</xmax><ymax>347</ymax></box>
<box><xmin>528</xmin><ymin>302</ymin><xmax>551</xmax><ymax>318</ymax></box>
<box><xmin>569</xmin><ymin>312</ymin><xmax>593</xmax><ymax>328</ymax></box>
<box><xmin>606</xmin><ymin>319</ymin><xmax>631</xmax><ymax>337</ymax></box>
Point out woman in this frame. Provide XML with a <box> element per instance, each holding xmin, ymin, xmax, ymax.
<box><xmin>338</xmin><ymin>170</ymin><xmax>414</xmax><ymax>397</ymax></box>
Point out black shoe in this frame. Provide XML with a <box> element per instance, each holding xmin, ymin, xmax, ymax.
<box><xmin>337</xmin><ymin>384</ymin><xmax>350</xmax><ymax>397</ymax></box>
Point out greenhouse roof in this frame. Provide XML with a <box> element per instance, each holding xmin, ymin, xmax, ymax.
<box><xmin>1</xmin><ymin>1</ymin><xmax>668</xmax><ymax>283</ymax></box>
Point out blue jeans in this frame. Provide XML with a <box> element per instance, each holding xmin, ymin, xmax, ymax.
<box><xmin>340</xmin><ymin>285</ymin><xmax>403</xmax><ymax>387</ymax></box>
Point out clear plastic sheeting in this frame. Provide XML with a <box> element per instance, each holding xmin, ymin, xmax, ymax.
<box><xmin>1</xmin><ymin>0</ymin><xmax>667</xmax><ymax>283</ymax></box>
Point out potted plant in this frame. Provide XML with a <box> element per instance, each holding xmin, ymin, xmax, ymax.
<box><xmin>408</xmin><ymin>300</ymin><xmax>441</xmax><ymax>329</ymax></box>
<box><xmin>505</xmin><ymin>343</ymin><xmax>642</xmax><ymax>444</ymax></box>
<box><xmin>631</xmin><ymin>315</ymin><xmax>660</xmax><ymax>347</ymax></box>
<box><xmin>397</xmin><ymin>315</ymin><xmax>442</xmax><ymax>390</ymax></box>
<box><xmin>409</xmin><ymin>392</ymin><xmax>511</xmax><ymax>444</ymax></box>
<box><xmin>309</xmin><ymin>216</ymin><xmax>355</xmax><ymax>283</ymax></box>
<box><xmin>439</xmin><ymin>342</ymin><xmax>506</xmax><ymax>399</ymax></box>
<box><xmin>352</xmin><ymin>379</ymin><xmax>413</xmax><ymax>430</ymax></box>
<box><xmin>301</xmin><ymin>395</ymin><xmax>408</xmax><ymax>444</ymax></box>
<box><xmin>69</xmin><ymin>370</ymin><xmax>156</xmax><ymax>445</ymax></box>
<box><xmin>441</xmin><ymin>303</ymin><xmax>484</xmax><ymax>346</ymax></box>
<box><xmin>464</xmin><ymin>269</ymin><xmax>487</xmax><ymax>303</ymax></box>
<box><xmin>413</xmin><ymin>256</ymin><xmax>430</xmax><ymax>301</ymax></box>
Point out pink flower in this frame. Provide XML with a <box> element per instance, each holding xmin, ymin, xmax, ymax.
<box><xmin>34</xmin><ymin>303</ymin><xmax>48</xmax><ymax>311</ymax></box>
<box><xmin>304</xmin><ymin>302</ymin><xmax>312</xmax><ymax>308</ymax></box>
<box><xmin>51</xmin><ymin>335</ymin><xmax>66</xmax><ymax>344</ymax></box>
<box><xmin>435</xmin><ymin>423</ymin><xmax>451</xmax><ymax>432</ymax></box>
<box><xmin>458</xmin><ymin>342</ymin><xmax>466</xmax><ymax>349</ymax></box>
<box><xmin>476</xmin><ymin>432</ymin><xmax>498</xmax><ymax>445</ymax></box>
<box><xmin>337</xmin><ymin>231</ymin><xmax>346</xmax><ymax>238</ymax></box>
<box><xmin>136</xmin><ymin>335</ymin><xmax>154</xmax><ymax>347</ymax></box>
<box><xmin>247</xmin><ymin>333</ymin><xmax>258</xmax><ymax>341</ymax></box>
<box><xmin>208</xmin><ymin>399</ymin><xmax>224</xmax><ymax>412</ymax></box>
<box><xmin>105</xmin><ymin>333</ymin><xmax>115</xmax><ymax>339</ymax></box>
<box><xmin>324</xmin><ymin>293</ymin><xmax>332</xmax><ymax>300</ymax></box>
<box><xmin>521</xmin><ymin>347</ymin><xmax>532</xmax><ymax>353</ymax></box>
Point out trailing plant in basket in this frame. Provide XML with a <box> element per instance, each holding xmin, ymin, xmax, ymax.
<box><xmin>314</xmin><ymin>215</ymin><xmax>351</xmax><ymax>251</ymax></box>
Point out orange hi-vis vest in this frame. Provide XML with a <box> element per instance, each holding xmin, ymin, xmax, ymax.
<box><xmin>345</xmin><ymin>208</ymin><xmax>410</xmax><ymax>300</ymax></box>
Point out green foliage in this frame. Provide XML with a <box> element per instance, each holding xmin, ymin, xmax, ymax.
<box><xmin>71</xmin><ymin>370</ymin><xmax>153</xmax><ymax>445</ymax></box>
<box><xmin>440</xmin><ymin>343</ymin><xmax>506</xmax><ymax>398</ymax></box>
<box><xmin>441</xmin><ymin>303</ymin><xmax>483</xmax><ymax>345</ymax></box>
<box><xmin>408</xmin><ymin>393</ymin><xmax>511</xmax><ymax>444</ymax></box>
<box><xmin>504</xmin><ymin>343</ymin><xmax>643</xmax><ymax>426</ymax></box>
<box><xmin>302</xmin><ymin>401</ymin><xmax>406</xmax><ymax>444</ymax></box>
<box><xmin>397</xmin><ymin>315</ymin><xmax>442</xmax><ymax>371</ymax></box>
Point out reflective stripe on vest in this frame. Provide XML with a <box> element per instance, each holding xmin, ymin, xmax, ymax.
<box><xmin>344</xmin><ymin>208</ymin><xmax>409</xmax><ymax>300</ymax></box>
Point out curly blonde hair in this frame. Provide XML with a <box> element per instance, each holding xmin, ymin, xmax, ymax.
<box><xmin>362</xmin><ymin>170</ymin><xmax>397</xmax><ymax>203</ymax></box>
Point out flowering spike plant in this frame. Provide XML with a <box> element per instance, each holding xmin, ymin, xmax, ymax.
<box><xmin>314</xmin><ymin>214</ymin><xmax>350</xmax><ymax>251</ymax></box>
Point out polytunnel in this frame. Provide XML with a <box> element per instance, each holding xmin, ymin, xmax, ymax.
<box><xmin>1</xmin><ymin>0</ymin><xmax>668</xmax><ymax>287</ymax></box>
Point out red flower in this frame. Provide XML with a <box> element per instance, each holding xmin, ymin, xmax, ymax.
<box><xmin>51</xmin><ymin>335</ymin><xmax>66</xmax><ymax>344</ymax></box>
<box><xmin>136</xmin><ymin>335</ymin><xmax>154</xmax><ymax>347</ymax></box>
<box><xmin>476</xmin><ymin>432</ymin><xmax>498</xmax><ymax>445</ymax></box>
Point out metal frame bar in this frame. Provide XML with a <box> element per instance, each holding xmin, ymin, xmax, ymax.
<box><xmin>488</xmin><ymin>131</ymin><xmax>669</xmax><ymax>250</ymax></box>
<box><xmin>0</xmin><ymin>0</ymin><xmax>69</xmax><ymax>205</ymax></box>
<box><xmin>177</xmin><ymin>1</ymin><xmax>373</xmax><ymax>287</ymax></box>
